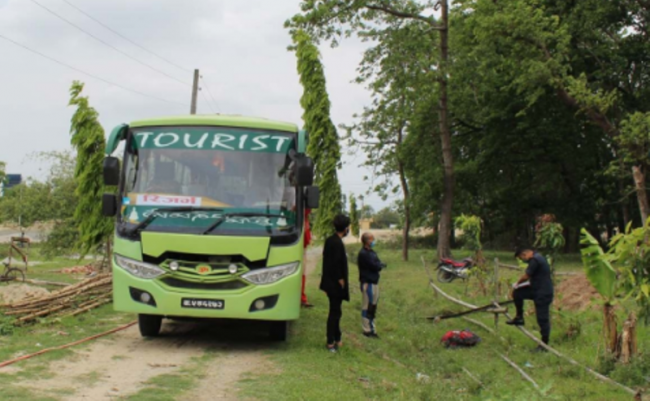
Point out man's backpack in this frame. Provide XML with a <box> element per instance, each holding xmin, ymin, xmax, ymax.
<box><xmin>440</xmin><ymin>329</ymin><xmax>481</xmax><ymax>348</ymax></box>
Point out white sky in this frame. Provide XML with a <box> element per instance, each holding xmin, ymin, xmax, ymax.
<box><xmin>0</xmin><ymin>0</ymin><xmax>393</xmax><ymax>210</ymax></box>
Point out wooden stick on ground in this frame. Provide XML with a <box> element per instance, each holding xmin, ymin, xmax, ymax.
<box><xmin>0</xmin><ymin>321</ymin><xmax>136</xmax><ymax>369</ymax></box>
<box><xmin>462</xmin><ymin>367</ymin><xmax>483</xmax><ymax>387</ymax></box>
<box><xmin>499</xmin><ymin>353</ymin><xmax>540</xmax><ymax>390</ymax></box>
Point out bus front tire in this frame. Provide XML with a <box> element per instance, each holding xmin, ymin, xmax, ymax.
<box><xmin>269</xmin><ymin>321</ymin><xmax>288</xmax><ymax>342</ymax></box>
<box><xmin>138</xmin><ymin>314</ymin><xmax>162</xmax><ymax>337</ymax></box>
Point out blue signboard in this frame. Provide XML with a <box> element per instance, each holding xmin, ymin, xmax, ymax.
<box><xmin>5</xmin><ymin>174</ymin><xmax>22</xmax><ymax>189</ymax></box>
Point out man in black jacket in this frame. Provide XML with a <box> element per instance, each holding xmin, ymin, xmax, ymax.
<box><xmin>507</xmin><ymin>246</ymin><xmax>554</xmax><ymax>351</ymax></box>
<box><xmin>319</xmin><ymin>214</ymin><xmax>351</xmax><ymax>353</ymax></box>
<box><xmin>357</xmin><ymin>232</ymin><xmax>385</xmax><ymax>338</ymax></box>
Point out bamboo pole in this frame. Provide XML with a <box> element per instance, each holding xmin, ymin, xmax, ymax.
<box><xmin>421</xmin><ymin>257</ymin><xmax>639</xmax><ymax>397</ymax></box>
<box><xmin>499</xmin><ymin>353</ymin><xmax>540</xmax><ymax>390</ymax></box>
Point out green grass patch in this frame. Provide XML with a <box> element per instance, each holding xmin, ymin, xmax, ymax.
<box><xmin>241</xmin><ymin>246</ymin><xmax>648</xmax><ymax>400</ymax></box>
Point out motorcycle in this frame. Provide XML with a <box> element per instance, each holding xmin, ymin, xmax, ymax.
<box><xmin>437</xmin><ymin>257</ymin><xmax>474</xmax><ymax>283</ymax></box>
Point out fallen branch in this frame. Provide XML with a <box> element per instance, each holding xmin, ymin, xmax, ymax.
<box><xmin>0</xmin><ymin>321</ymin><xmax>137</xmax><ymax>369</ymax></box>
<box><xmin>427</xmin><ymin>302</ymin><xmax>512</xmax><ymax>321</ymax></box>
<box><xmin>499</xmin><ymin>352</ymin><xmax>540</xmax><ymax>390</ymax></box>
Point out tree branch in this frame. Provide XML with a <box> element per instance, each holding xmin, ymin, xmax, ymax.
<box><xmin>366</xmin><ymin>3</ymin><xmax>443</xmax><ymax>29</ymax></box>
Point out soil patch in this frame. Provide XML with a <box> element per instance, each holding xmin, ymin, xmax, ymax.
<box><xmin>0</xmin><ymin>284</ymin><xmax>49</xmax><ymax>305</ymax></box>
<box><xmin>555</xmin><ymin>274</ymin><xmax>601</xmax><ymax>311</ymax></box>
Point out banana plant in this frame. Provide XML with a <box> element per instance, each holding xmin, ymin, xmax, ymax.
<box><xmin>580</xmin><ymin>229</ymin><xmax>618</xmax><ymax>354</ymax></box>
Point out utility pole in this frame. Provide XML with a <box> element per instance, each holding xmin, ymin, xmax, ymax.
<box><xmin>190</xmin><ymin>68</ymin><xmax>199</xmax><ymax>115</ymax></box>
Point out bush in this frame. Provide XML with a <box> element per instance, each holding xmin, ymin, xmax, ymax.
<box><xmin>381</xmin><ymin>233</ymin><xmax>438</xmax><ymax>250</ymax></box>
<box><xmin>610</xmin><ymin>353</ymin><xmax>650</xmax><ymax>386</ymax></box>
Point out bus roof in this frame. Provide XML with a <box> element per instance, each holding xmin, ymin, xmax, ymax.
<box><xmin>129</xmin><ymin>114</ymin><xmax>299</xmax><ymax>133</ymax></box>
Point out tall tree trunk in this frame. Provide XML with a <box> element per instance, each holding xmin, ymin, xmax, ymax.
<box><xmin>618</xmin><ymin>158</ymin><xmax>631</xmax><ymax>228</ymax></box>
<box><xmin>436</xmin><ymin>0</ymin><xmax>454</xmax><ymax>259</ymax></box>
<box><xmin>397</xmin><ymin>152</ymin><xmax>410</xmax><ymax>262</ymax></box>
<box><xmin>632</xmin><ymin>165</ymin><xmax>649</xmax><ymax>225</ymax></box>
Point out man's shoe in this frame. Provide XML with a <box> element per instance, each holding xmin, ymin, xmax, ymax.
<box><xmin>506</xmin><ymin>317</ymin><xmax>525</xmax><ymax>326</ymax></box>
<box><xmin>326</xmin><ymin>344</ymin><xmax>338</xmax><ymax>353</ymax></box>
<box><xmin>363</xmin><ymin>332</ymin><xmax>379</xmax><ymax>339</ymax></box>
<box><xmin>301</xmin><ymin>302</ymin><xmax>314</xmax><ymax>308</ymax></box>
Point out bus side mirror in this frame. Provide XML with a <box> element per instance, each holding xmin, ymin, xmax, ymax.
<box><xmin>103</xmin><ymin>157</ymin><xmax>120</xmax><ymax>186</ymax></box>
<box><xmin>102</xmin><ymin>194</ymin><xmax>117</xmax><ymax>217</ymax></box>
<box><xmin>295</xmin><ymin>156</ymin><xmax>314</xmax><ymax>186</ymax></box>
<box><xmin>305</xmin><ymin>186</ymin><xmax>319</xmax><ymax>209</ymax></box>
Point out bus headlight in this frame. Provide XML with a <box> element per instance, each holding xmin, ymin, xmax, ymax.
<box><xmin>241</xmin><ymin>262</ymin><xmax>299</xmax><ymax>285</ymax></box>
<box><xmin>114</xmin><ymin>254</ymin><xmax>165</xmax><ymax>279</ymax></box>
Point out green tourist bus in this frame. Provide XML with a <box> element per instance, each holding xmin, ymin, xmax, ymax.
<box><xmin>101</xmin><ymin>115</ymin><xmax>319</xmax><ymax>341</ymax></box>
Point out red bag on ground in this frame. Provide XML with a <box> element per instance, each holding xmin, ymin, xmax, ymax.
<box><xmin>440</xmin><ymin>330</ymin><xmax>481</xmax><ymax>348</ymax></box>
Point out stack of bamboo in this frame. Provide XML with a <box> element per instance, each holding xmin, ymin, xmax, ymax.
<box><xmin>1</xmin><ymin>274</ymin><xmax>112</xmax><ymax>324</ymax></box>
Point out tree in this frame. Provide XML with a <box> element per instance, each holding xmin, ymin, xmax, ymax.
<box><xmin>292</xmin><ymin>31</ymin><xmax>343</xmax><ymax>239</ymax></box>
<box><xmin>344</xmin><ymin>19</ymin><xmax>437</xmax><ymax>261</ymax></box>
<box><xmin>373</xmin><ymin>207</ymin><xmax>400</xmax><ymax>229</ymax></box>
<box><xmin>349</xmin><ymin>194</ymin><xmax>360</xmax><ymax>237</ymax></box>
<box><xmin>287</xmin><ymin>0</ymin><xmax>455</xmax><ymax>257</ymax></box>
<box><xmin>69</xmin><ymin>81</ymin><xmax>113</xmax><ymax>257</ymax></box>
<box><xmin>455</xmin><ymin>0</ymin><xmax>650</xmax><ymax>227</ymax></box>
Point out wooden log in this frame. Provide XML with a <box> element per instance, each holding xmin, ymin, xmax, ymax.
<box><xmin>24</xmin><ymin>279</ymin><xmax>71</xmax><ymax>287</ymax></box>
<box><xmin>499</xmin><ymin>353</ymin><xmax>540</xmax><ymax>390</ymax></box>
<box><xmin>17</xmin><ymin>304</ymin><xmax>67</xmax><ymax>322</ymax></box>
<box><xmin>64</xmin><ymin>298</ymin><xmax>112</xmax><ymax>317</ymax></box>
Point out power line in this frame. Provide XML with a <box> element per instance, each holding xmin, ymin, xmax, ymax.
<box><xmin>199</xmin><ymin>88</ymin><xmax>216</xmax><ymax>114</ymax></box>
<box><xmin>0</xmin><ymin>33</ymin><xmax>188</xmax><ymax>107</ymax></box>
<box><xmin>29</xmin><ymin>0</ymin><xmax>191</xmax><ymax>87</ymax></box>
<box><xmin>59</xmin><ymin>0</ymin><xmax>191</xmax><ymax>74</ymax></box>
<box><xmin>200</xmin><ymin>76</ymin><xmax>221</xmax><ymax>112</ymax></box>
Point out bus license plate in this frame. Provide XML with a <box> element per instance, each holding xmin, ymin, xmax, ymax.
<box><xmin>181</xmin><ymin>298</ymin><xmax>224</xmax><ymax>310</ymax></box>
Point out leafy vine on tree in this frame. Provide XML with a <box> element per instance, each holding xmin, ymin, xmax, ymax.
<box><xmin>68</xmin><ymin>81</ymin><xmax>114</xmax><ymax>258</ymax></box>
<box><xmin>292</xmin><ymin>30</ymin><xmax>343</xmax><ymax>239</ymax></box>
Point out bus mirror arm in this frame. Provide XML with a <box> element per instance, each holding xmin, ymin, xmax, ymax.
<box><xmin>102</xmin><ymin>194</ymin><xmax>118</xmax><ymax>217</ymax></box>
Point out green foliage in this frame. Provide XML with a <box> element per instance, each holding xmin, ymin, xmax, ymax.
<box><xmin>0</xmin><ymin>316</ymin><xmax>15</xmax><ymax>336</ymax></box>
<box><xmin>0</xmin><ymin>151</ymin><xmax>77</xmax><ymax>228</ymax></box>
<box><xmin>349</xmin><ymin>195</ymin><xmax>359</xmax><ymax>237</ymax></box>
<box><xmin>579</xmin><ymin>229</ymin><xmax>617</xmax><ymax>302</ymax></box>
<box><xmin>292</xmin><ymin>31</ymin><xmax>342</xmax><ymax>239</ymax></box>
<box><xmin>618</xmin><ymin>112</ymin><xmax>650</xmax><ymax>165</ymax></box>
<box><xmin>68</xmin><ymin>81</ymin><xmax>113</xmax><ymax>257</ymax></box>
<box><xmin>535</xmin><ymin>222</ymin><xmax>565</xmax><ymax>252</ymax></box>
<box><xmin>455</xmin><ymin>214</ymin><xmax>482</xmax><ymax>252</ymax></box>
<box><xmin>372</xmin><ymin>207</ymin><xmax>400</xmax><ymax>229</ymax></box>
<box><xmin>608</xmin><ymin>223</ymin><xmax>650</xmax><ymax>323</ymax></box>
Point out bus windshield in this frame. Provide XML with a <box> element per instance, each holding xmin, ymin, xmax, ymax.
<box><xmin>120</xmin><ymin>127</ymin><xmax>298</xmax><ymax>235</ymax></box>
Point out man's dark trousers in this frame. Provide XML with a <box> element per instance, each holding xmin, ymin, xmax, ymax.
<box><xmin>513</xmin><ymin>286</ymin><xmax>552</xmax><ymax>344</ymax></box>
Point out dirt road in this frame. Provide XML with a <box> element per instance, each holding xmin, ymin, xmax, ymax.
<box><xmin>10</xmin><ymin>248</ymin><xmax>322</xmax><ymax>401</ymax></box>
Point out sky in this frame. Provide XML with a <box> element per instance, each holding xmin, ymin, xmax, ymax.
<box><xmin>0</xmin><ymin>0</ymin><xmax>393</xmax><ymax>211</ymax></box>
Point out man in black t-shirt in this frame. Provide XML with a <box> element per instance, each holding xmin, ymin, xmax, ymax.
<box><xmin>506</xmin><ymin>246</ymin><xmax>554</xmax><ymax>350</ymax></box>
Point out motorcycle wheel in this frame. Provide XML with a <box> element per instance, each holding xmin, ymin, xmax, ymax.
<box><xmin>437</xmin><ymin>268</ymin><xmax>455</xmax><ymax>283</ymax></box>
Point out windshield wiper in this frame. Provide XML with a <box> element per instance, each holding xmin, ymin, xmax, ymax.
<box><xmin>202</xmin><ymin>212</ymin><xmax>285</xmax><ymax>235</ymax></box>
<box><xmin>125</xmin><ymin>207</ymin><xmax>224</xmax><ymax>236</ymax></box>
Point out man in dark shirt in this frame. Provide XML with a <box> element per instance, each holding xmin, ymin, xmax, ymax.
<box><xmin>507</xmin><ymin>246</ymin><xmax>554</xmax><ymax>350</ymax></box>
<box><xmin>357</xmin><ymin>232</ymin><xmax>386</xmax><ymax>338</ymax></box>
<box><xmin>319</xmin><ymin>214</ymin><xmax>351</xmax><ymax>353</ymax></box>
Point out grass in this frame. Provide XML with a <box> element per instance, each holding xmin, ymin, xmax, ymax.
<box><xmin>124</xmin><ymin>353</ymin><xmax>214</xmax><ymax>401</ymax></box>
<box><xmin>241</xmin><ymin>246</ymin><xmax>649</xmax><ymax>401</ymax></box>
<box><xmin>0</xmin><ymin>243</ymin><xmax>133</xmax><ymax>401</ymax></box>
